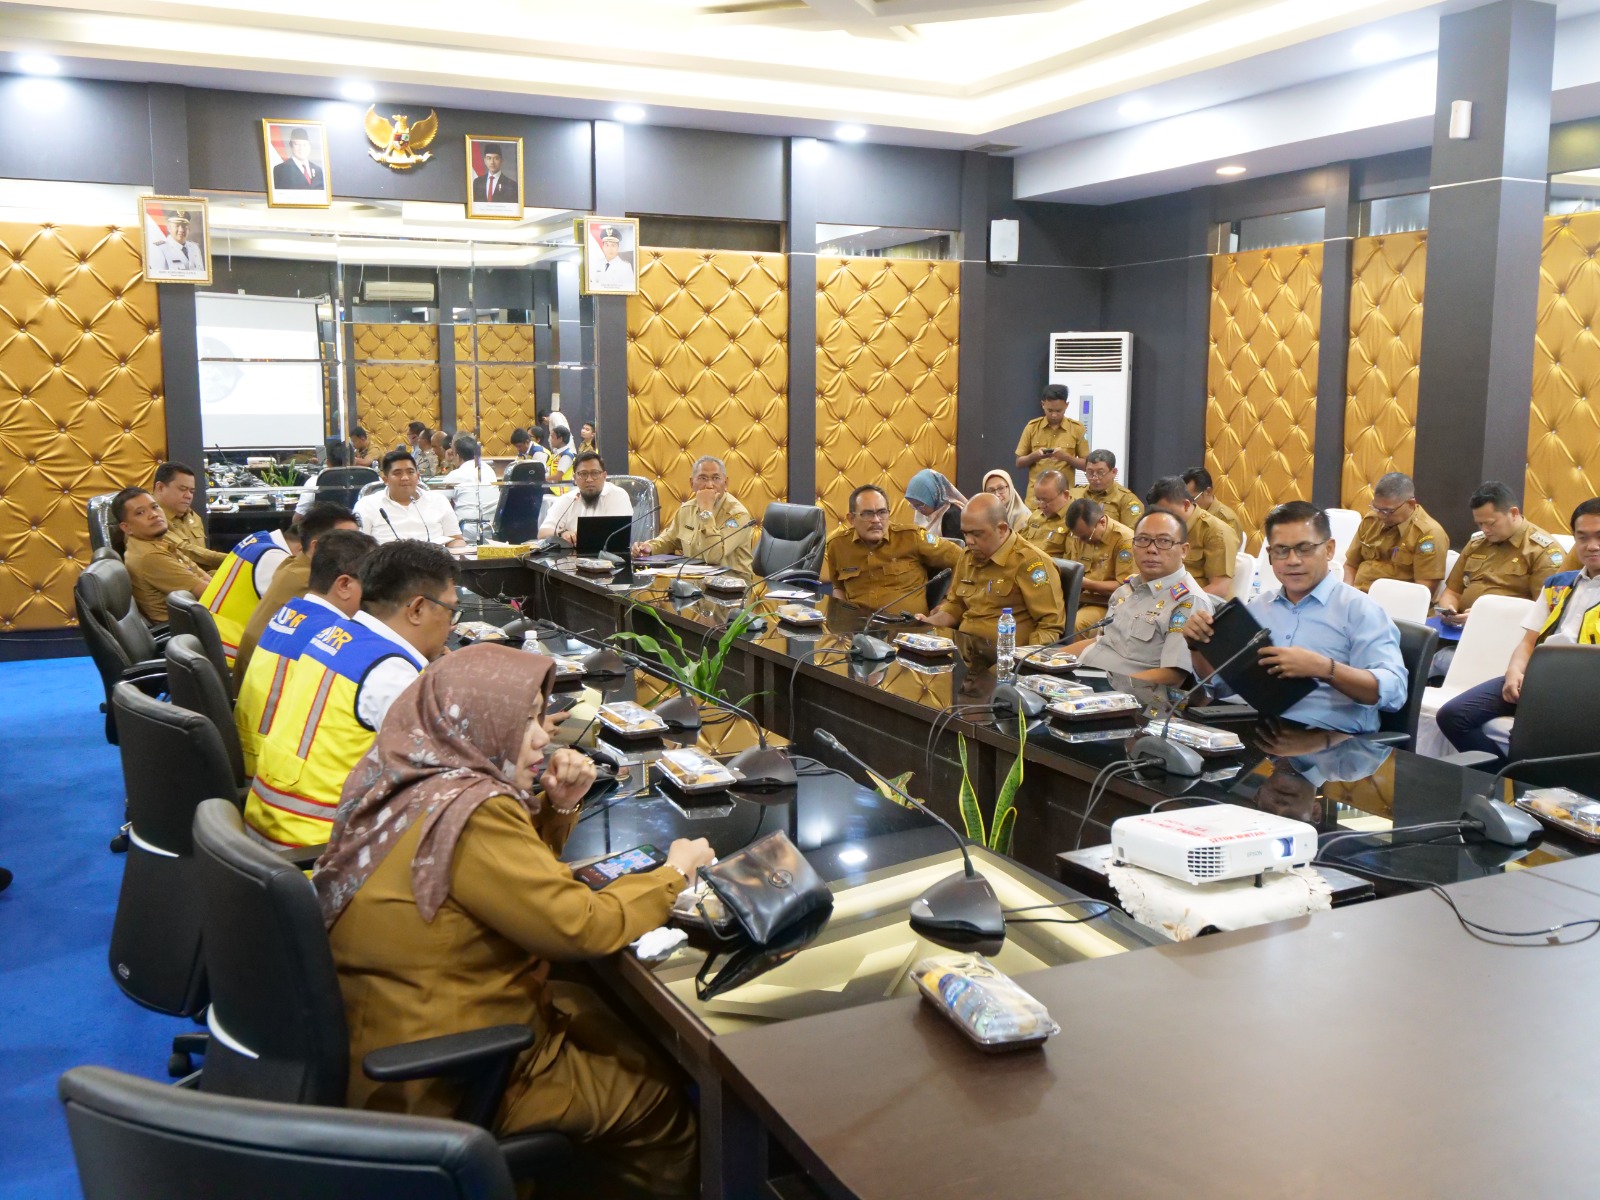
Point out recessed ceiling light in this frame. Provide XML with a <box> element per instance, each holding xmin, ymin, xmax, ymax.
<box><xmin>835</xmin><ymin>124</ymin><xmax>867</xmax><ymax>142</ymax></box>
<box><xmin>1119</xmin><ymin>98</ymin><xmax>1152</xmax><ymax>120</ymax></box>
<box><xmin>614</xmin><ymin>105</ymin><xmax>646</xmax><ymax>123</ymax></box>
<box><xmin>17</xmin><ymin>54</ymin><xmax>61</xmax><ymax>75</ymax></box>
<box><xmin>1353</xmin><ymin>33</ymin><xmax>1396</xmax><ymax>62</ymax></box>
<box><xmin>1216</xmin><ymin>165</ymin><xmax>1247</xmax><ymax>176</ymax></box>
<box><xmin>340</xmin><ymin>81</ymin><xmax>375</xmax><ymax>102</ymax></box>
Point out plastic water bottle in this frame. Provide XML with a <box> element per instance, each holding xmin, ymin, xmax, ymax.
<box><xmin>996</xmin><ymin>608</ymin><xmax>1016</xmax><ymax>680</ymax></box>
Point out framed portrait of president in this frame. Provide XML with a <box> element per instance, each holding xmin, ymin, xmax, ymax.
<box><xmin>261</xmin><ymin>119</ymin><xmax>332</xmax><ymax>208</ymax></box>
<box><xmin>465</xmin><ymin>135</ymin><xmax>523</xmax><ymax>220</ymax></box>
<box><xmin>139</xmin><ymin>195</ymin><xmax>212</xmax><ymax>285</ymax></box>
<box><xmin>580</xmin><ymin>216</ymin><xmax>640</xmax><ymax>296</ymax></box>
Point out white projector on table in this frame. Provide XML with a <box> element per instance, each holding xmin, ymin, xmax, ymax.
<box><xmin>1111</xmin><ymin>804</ymin><xmax>1317</xmax><ymax>885</ymax></box>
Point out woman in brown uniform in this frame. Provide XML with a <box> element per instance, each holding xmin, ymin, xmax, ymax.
<box><xmin>313</xmin><ymin>644</ymin><xmax>713</xmax><ymax>1195</ymax></box>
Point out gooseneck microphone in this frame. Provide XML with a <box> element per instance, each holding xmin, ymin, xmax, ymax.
<box><xmin>377</xmin><ymin>507</ymin><xmax>403</xmax><ymax>544</ymax></box>
<box><xmin>851</xmin><ymin>569</ymin><xmax>953</xmax><ymax>661</ymax></box>
<box><xmin>816</xmin><ymin>729</ymin><xmax>1005</xmax><ymax>947</ymax></box>
<box><xmin>669</xmin><ymin>517</ymin><xmax>760</xmax><ymax>600</ymax></box>
<box><xmin>1133</xmin><ymin>628</ymin><xmax>1268</xmax><ymax>777</ymax></box>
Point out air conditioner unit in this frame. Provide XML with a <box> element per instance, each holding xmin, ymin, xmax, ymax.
<box><xmin>1047</xmin><ymin>332</ymin><xmax>1131</xmax><ymax>481</ymax></box>
<box><xmin>363</xmin><ymin>280</ymin><xmax>436</xmax><ymax>303</ymax></box>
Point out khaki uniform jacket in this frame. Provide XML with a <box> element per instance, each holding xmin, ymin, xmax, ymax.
<box><xmin>1078</xmin><ymin>569</ymin><xmax>1204</xmax><ymax>677</ymax></box>
<box><xmin>160</xmin><ymin>504</ymin><xmax>227</xmax><ymax>570</ymax></box>
<box><xmin>1346</xmin><ymin>505</ymin><xmax>1449</xmax><ymax>591</ymax></box>
<box><xmin>1185</xmin><ymin>506</ymin><xmax>1239</xmax><ymax>590</ymax></box>
<box><xmin>1072</xmin><ymin>482</ymin><xmax>1145</xmax><ymax>529</ymax></box>
<box><xmin>332</xmin><ymin>795</ymin><xmax>685</xmax><ymax>1119</ymax></box>
<box><xmin>1015</xmin><ymin>416</ymin><xmax>1088</xmax><ymax>496</ymax></box>
<box><xmin>1066</xmin><ymin>518</ymin><xmax>1136</xmax><ymax>587</ymax></box>
<box><xmin>124</xmin><ymin>535</ymin><xmax>211</xmax><ymax>623</ymax></box>
<box><xmin>232</xmin><ymin>553</ymin><xmax>311</xmax><ymax>687</ymax></box>
<box><xmin>647</xmin><ymin>493</ymin><xmax>755</xmax><ymax>576</ymax></box>
<box><xmin>934</xmin><ymin>531</ymin><xmax>1065</xmax><ymax>645</ymax></box>
<box><xmin>1019</xmin><ymin>506</ymin><xmax>1071</xmax><ymax>558</ymax></box>
<box><xmin>1206</xmin><ymin>498</ymin><xmax>1246</xmax><ymax>541</ymax></box>
<box><xmin>823</xmin><ymin>523</ymin><xmax>961</xmax><ymax>614</ymax></box>
<box><xmin>1445</xmin><ymin>522</ymin><xmax>1567</xmax><ymax>609</ymax></box>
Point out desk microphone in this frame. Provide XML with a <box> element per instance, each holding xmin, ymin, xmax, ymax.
<box><xmin>597</xmin><ymin>499</ymin><xmax>657</xmax><ymax>590</ymax></box>
<box><xmin>816</xmin><ymin>730</ymin><xmax>1005</xmax><ymax>947</ymax></box>
<box><xmin>616</xmin><ymin>651</ymin><xmax>796</xmax><ymax>791</ymax></box>
<box><xmin>851</xmin><ymin>569</ymin><xmax>953</xmax><ymax>661</ymax></box>
<box><xmin>1132</xmin><ymin>628</ymin><xmax>1268</xmax><ymax>777</ymax></box>
<box><xmin>1491</xmin><ymin>749</ymin><xmax>1600</xmax><ymax>784</ymax></box>
<box><xmin>669</xmin><ymin>518</ymin><xmax>759</xmax><ymax>599</ymax></box>
<box><xmin>377</xmin><ymin>507</ymin><xmax>403</xmax><ymax>543</ymax></box>
<box><xmin>991</xmin><ymin>613</ymin><xmax>1117</xmax><ymax>718</ymax></box>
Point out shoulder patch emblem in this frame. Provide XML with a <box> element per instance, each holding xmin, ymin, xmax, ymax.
<box><xmin>926</xmin><ymin>529</ymin><xmax>939</xmax><ymax>545</ymax></box>
<box><xmin>1169</xmin><ymin>581</ymin><xmax>1190</xmax><ymax>601</ymax></box>
<box><xmin>1170</xmin><ymin>610</ymin><xmax>1189</xmax><ymax>628</ymax></box>
<box><xmin>726</xmin><ymin>518</ymin><xmax>739</xmax><ymax>529</ymax></box>
<box><xmin>1419</xmin><ymin>539</ymin><xmax>1435</xmax><ymax>553</ymax></box>
<box><xmin>1552</xmin><ymin>551</ymin><xmax>1565</xmax><ymax>566</ymax></box>
<box><xmin>1117</xmin><ymin>548</ymin><xmax>1132</xmax><ymax>561</ymax></box>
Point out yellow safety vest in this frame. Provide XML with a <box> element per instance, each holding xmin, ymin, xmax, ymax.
<box><xmin>234</xmin><ymin>597</ymin><xmax>344</xmax><ymax>778</ymax></box>
<box><xmin>1536</xmin><ymin>571</ymin><xmax>1600</xmax><ymax>646</ymax></box>
<box><xmin>245</xmin><ymin>618</ymin><xmax>414</xmax><ymax>848</ymax></box>
<box><xmin>198</xmin><ymin>530</ymin><xmax>291</xmax><ymax>664</ymax></box>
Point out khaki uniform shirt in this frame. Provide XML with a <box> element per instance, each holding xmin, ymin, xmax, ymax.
<box><xmin>1066</xmin><ymin>518</ymin><xmax>1136</xmax><ymax>588</ymax></box>
<box><xmin>1346</xmin><ymin>505</ymin><xmax>1449</xmax><ymax>592</ymax></box>
<box><xmin>1072</xmin><ymin>482</ymin><xmax>1145</xmax><ymax>529</ymax></box>
<box><xmin>160</xmin><ymin>504</ymin><xmax>227</xmax><ymax>570</ymax></box>
<box><xmin>123</xmin><ymin>536</ymin><xmax>211</xmax><ymax>623</ymax></box>
<box><xmin>647</xmin><ymin>492</ymin><xmax>755</xmax><ymax>576</ymax></box>
<box><xmin>1078</xmin><ymin>569</ymin><xmax>1204</xmax><ymax>677</ymax></box>
<box><xmin>1019</xmin><ymin>506</ymin><xmax>1072</xmax><ymax>558</ymax></box>
<box><xmin>823</xmin><ymin>523</ymin><xmax>961</xmax><ymax>614</ymax></box>
<box><xmin>1015</xmin><ymin>416</ymin><xmax>1089</xmax><ymax>496</ymax></box>
<box><xmin>934</xmin><ymin>531</ymin><xmax>1065</xmax><ymax>645</ymax></box>
<box><xmin>1446</xmin><ymin>522</ymin><xmax>1567</xmax><ymax>609</ymax></box>
<box><xmin>1185</xmin><ymin>506</ymin><xmax>1240</xmax><ymax>591</ymax></box>
<box><xmin>1205</xmin><ymin>498</ymin><xmax>1246</xmax><ymax>541</ymax></box>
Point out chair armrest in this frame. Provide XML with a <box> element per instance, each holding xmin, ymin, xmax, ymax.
<box><xmin>1364</xmin><ymin>732</ymin><xmax>1412</xmax><ymax>748</ymax></box>
<box><xmin>119</xmin><ymin>661</ymin><xmax>168</xmax><ymax>694</ymax></box>
<box><xmin>363</xmin><ymin>1024</ymin><xmax>535</xmax><ymax>1130</ymax></box>
<box><xmin>273</xmin><ymin>842</ymin><xmax>327</xmax><ymax>869</ymax></box>
<box><xmin>1442</xmin><ymin>750</ymin><xmax>1498</xmax><ymax>769</ymax></box>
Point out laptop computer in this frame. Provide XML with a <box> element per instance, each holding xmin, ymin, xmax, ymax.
<box><xmin>574</xmin><ymin>514</ymin><xmax>634</xmax><ymax>556</ymax></box>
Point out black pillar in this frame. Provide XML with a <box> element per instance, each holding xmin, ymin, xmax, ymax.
<box><xmin>1414</xmin><ymin>0</ymin><xmax>1555</xmax><ymax>543</ymax></box>
<box><xmin>592</xmin><ymin>120</ymin><xmax>631</xmax><ymax>472</ymax></box>
<box><xmin>786</xmin><ymin>138</ymin><xmax>819</xmax><ymax>506</ymax></box>
<box><xmin>955</xmin><ymin>151</ymin><xmax>989</xmax><ymax>498</ymax></box>
<box><xmin>1314</xmin><ymin>163</ymin><xmax>1356</xmax><ymax>508</ymax></box>
<box><xmin>149</xmin><ymin>84</ymin><xmax>204</xmax><ymax>497</ymax></box>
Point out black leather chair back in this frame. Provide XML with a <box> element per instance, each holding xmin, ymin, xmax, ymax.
<box><xmin>77</xmin><ymin>558</ymin><xmax>163</xmax><ymax>742</ymax></box>
<box><xmin>610</xmin><ymin>475</ymin><xmax>660</xmax><ymax>541</ymax></box>
<box><xmin>91</xmin><ymin>544</ymin><xmax>120</xmax><ymax>563</ymax></box>
<box><xmin>1378</xmin><ymin>617</ymin><xmax>1437</xmax><ymax>749</ymax></box>
<box><xmin>112</xmin><ymin>683</ymin><xmax>237</xmax><ymax>855</ymax></box>
<box><xmin>494</xmin><ymin>483</ymin><xmax>545</xmax><ymax>543</ymax></box>
<box><xmin>1052</xmin><ymin>558</ymin><xmax>1084</xmax><ymax>636</ymax></box>
<box><xmin>1507</xmin><ymin>644</ymin><xmax>1600</xmax><ymax>786</ymax></box>
<box><xmin>87</xmin><ymin>491</ymin><xmax>117</xmax><ymax>552</ymax></box>
<box><xmin>167</xmin><ymin>635</ymin><xmax>245</xmax><ymax>787</ymax></box>
<box><xmin>60</xmin><ymin>1066</ymin><xmax>515</xmax><ymax>1200</ymax></box>
<box><xmin>167</xmin><ymin>590</ymin><xmax>235</xmax><ymax>701</ymax></box>
<box><xmin>312</xmin><ymin>467</ymin><xmax>379</xmax><ymax>512</ymax></box>
<box><xmin>505</xmin><ymin>460</ymin><xmax>546</xmax><ymax>485</ymax></box>
<box><xmin>192</xmin><ymin>799</ymin><xmax>349</xmax><ymax>1106</ymax></box>
<box><xmin>752</xmin><ymin>503</ymin><xmax>825</xmax><ymax>578</ymax></box>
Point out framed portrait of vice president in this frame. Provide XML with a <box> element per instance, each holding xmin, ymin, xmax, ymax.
<box><xmin>580</xmin><ymin>217</ymin><xmax>640</xmax><ymax>296</ymax></box>
<box><xmin>465</xmin><ymin>135</ymin><xmax>523</xmax><ymax>220</ymax></box>
<box><xmin>262</xmin><ymin>119</ymin><xmax>332</xmax><ymax>208</ymax></box>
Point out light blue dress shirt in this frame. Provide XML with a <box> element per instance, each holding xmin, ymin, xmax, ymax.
<box><xmin>1247</xmin><ymin>572</ymin><xmax>1407</xmax><ymax>733</ymax></box>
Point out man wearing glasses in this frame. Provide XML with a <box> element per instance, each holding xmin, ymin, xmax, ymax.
<box><xmin>1145</xmin><ymin>475</ymin><xmax>1238</xmax><ymax>599</ymax></box>
<box><xmin>1345</xmin><ymin>471</ymin><xmax>1449</xmax><ymax>594</ymax></box>
<box><xmin>540</xmin><ymin>452</ymin><xmax>633</xmax><ymax>545</ymax></box>
<box><xmin>633</xmin><ymin>455</ymin><xmax>756</xmax><ymax>576</ymax></box>
<box><xmin>1182</xmin><ymin>501</ymin><xmax>1406</xmax><ymax>734</ymax></box>
<box><xmin>1062</xmin><ymin>509</ymin><xmax>1207</xmax><ymax>685</ymax></box>
<box><xmin>1019</xmin><ymin>470</ymin><xmax>1073</xmax><ymax>558</ymax></box>
<box><xmin>1062</xmin><ymin>495</ymin><xmax>1136</xmax><ymax>633</ymax></box>
<box><xmin>824</xmin><ymin>484</ymin><xmax>961</xmax><ymax>615</ymax></box>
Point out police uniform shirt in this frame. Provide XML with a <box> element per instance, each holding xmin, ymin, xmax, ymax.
<box><xmin>1015</xmin><ymin>416</ymin><xmax>1089</xmax><ymax>496</ymax></box>
<box><xmin>1346</xmin><ymin>504</ymin><xmax>1450</xmax><ymax>592</ymax></box>
<box><xmin>1445</xmin><ymin>522</ymin><xmax>1567</xmax><ymax>609</ymax></box>
<box><xmin>1206</xmin><ymin>498</ymin><xmax>1246</xmax><ymax>540</ymax></box>
<box><xmin>159</xmin><ymin>503</ymin><xmax>227</xmax><ymax>570</ymax></box>
<box><xmin>648</xmin><ymin>492</ymin><xmax>755</xmax><ymax>576</ymax></box>
<box><xmin>124</xmin><ymin>536</ymin><xmax>211</xmax><ymax>624</ymax></box>
<box><xmin>934</xmin><ymin>530</ymin><xmax>1066</xmax><ymax>645</ymax></box>
<box><xmin>1185</xmin><ymin>506</ymin><xmax>1239</xmax><ymax>590</ymax></box>
<box><xmin>1072</xmin><ymin>483</ymin><xmax>1145</xmax><ymax>530</ymax></box>
<box><xmin>824</xmin><ymin>523</ymin><xmax>961</xmax><ymax>614</ymax></box>
<box><xmin>1019</xmin><ymin>507</ymin><xmax>1071</xmax><ymax>558</ymax></box>
<box><xmin>1078</xmin><ymin>569</ymin><xmax>1205</xmax><ymax>677</ymax></box>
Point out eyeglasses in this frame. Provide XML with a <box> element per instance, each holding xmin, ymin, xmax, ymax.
<box><xmin>418</xmin><ymin>594</ymin><xmax>461</xmax><ymax>624</ymax></box>
<box><xmin>1369</xmin><ymin>501</ymin><xmax>1412</xmax><ymax>517</ymax></box>
<box><xmin>573</xmin><ymin>468</ymin><xmax>606</xmax><ymax>479</ymax></box>
<box><xmin>1266</xmin><ymin>538</ymin><xmax>1330</xmax><ymax>561</ymax></box>
<box><xmin>1131</xmin><ymin>535</ymin><xmax>1183</xmax><ymax>550</ymax></box>
<box><xmin>853</xmin><ymin>508</ymin><xmax>890</xmax><ymax>520</ymax></box>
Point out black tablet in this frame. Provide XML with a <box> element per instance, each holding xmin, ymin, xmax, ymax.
<box><xmin>1202</xmin><ymin>598</ymin><xmax>1316</xmax><ymax>718</ymax></box>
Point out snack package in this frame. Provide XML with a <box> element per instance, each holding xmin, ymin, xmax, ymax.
<box><xmin>911</xmin><ymin>954</ymin><xmax>1059</xmax><ymax>1051</ymax></box>
<box><xmin>1142</xmin><ymin>717</ymin><xmax>1243</xmax><ymax>751</ymax></box>
<box><xmin>598</xmin><ymin>700</ymin><xmax>669</xmax><ymax>736</ymax></box>
<box><xmin>1519</xmin><ymin>787</ymin><xmax>1600</xmax><ymax>837</ymax></box>
<box><xmin>1018</xmin><ymin>676</ymin><xmax>1093</xmax><ymax>700</ymax></box>
<box><xmin>1047</xmin><ymin>692</ymin><xmax>1140</xmax><ymax>719</ymax></box>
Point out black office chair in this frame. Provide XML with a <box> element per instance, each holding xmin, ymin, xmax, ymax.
<box><xmin>494</xmin><ymin>482</ymin><xmax>546</xmax><ymax>543</ymax></box>
<box><xmin>191</xmin><ymin>799</ymin><xmax>574</xmax><ymax>1180</ymax></box>
<box><xmin>86</xmin><ymin>491</ymin><xmax>117</xmax><ymax>553</ymax></box>
<box><xmin>167</xmin><ymin>590</ymin><xmax>236</xmax><ymax>702</ymax></box>
<box><xmin>1444</xmin><ymin>644</ymin><xmax>1600</xmax><ymax>787</ymax></box>
<box><xmin>1369</xmin><ymin>617</ymin><xmax>1437</xmax><ymax>751</ymax></box>
<box><xmin>166</xmin><ymin>634</ymin><xmax>246</xmax><ymax>790</ymax></box>
<box><xmin>752</xmin><ymin>503</ymin><xmax>826</xmax><ymax>578</ymax></box>
<box><xmin>60</xmin><ymin>1066</ymin><xmax>517</xmax><ymax>1200</ymax></box>
<box><xmin>91</xmin><ymin>544</ymin><xmax>119</xmax><ymax>563</ymax></box>
<box><xmin>926</xmin><ymin>571</ymin><xmax>953</xmax><ymax>611</ymax></box>
<box><xmin>313</xmin><ymin>466</ymin><xmax>380</xmax><ymax>511</ymax></box>
<box><xmin>610</xmin><ymin>474</ymin><xmax>660</xmax><ymax>542</ymax></box>
<box><xmin>74</xmin><ymin>557</ymin><xmax>167</xmax><ymax>744</ymax></box>
<box><xmin>1052</xmin><ymin>558</ymin><xmax>1084</xmax><ymax>637</ymax></box>
<box><xmin>505</xmin><ymin>459</ymin><xmax>547</xmax><ymax>485</ymax></box>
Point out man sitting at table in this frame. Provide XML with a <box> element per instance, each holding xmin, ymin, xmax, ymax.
<box><xmin>1145</xmin><ymin>474</ymin><xmax>1238</xmax><ymax>599</ymax></box>
<box><xmin>199</xmin><ymin>525</ymin><xmax>294</xmax><ymax>667</ymax></box>
<box><xmin>540</xmin><ymin>451</ymin><xmax>634</xmax><ymax>545</ymax></box>
<box><xmin>1181</xmin><ymin>500</ymin><xmax>1406</xmax><ymax>733</ymax></box>
<box><xmin>823</xmin><ymin>484</ymin><xmax>960</xmax><ymax>615</ymax></box>
<box><xmin>1063</xmin><ymin>495</ymin><xmax>1135</xmax><ymax>633</ymax></box>
<box><xmin>1060</xmin><ymin>509</ymin><xmax>1203</xmax><ymax>686</ymax></box>
<box><xmin>1019</xmin><ymin>470</ymin><xmax>1072</xmax><ymax>558</ymax></box>
<box><xmin>152</xmin><ymin>461</ymin><xmax>226</xmax><ymax>570</ymax></box>
<box><xmin>112</xmin><ymin>486</ymin><xmax>212</xmax><ymax>624</ymax></box>
<box><xmin>355</xmin><ymin>449</ymin><xmax>465</xmax><ymax>550</ymax></box>
<box><xmin>912</xmin><ymin>492</ymin><xmax>1065</xmax><ymax>645</ymax></box>
<box><xmin>632</xmin><ymin>455</ymin><xmax>756</xmax><ymax>575</ymax></box>
<box><xmin>232</xmin><ymin>502</ymin><xmax>360</xmax><ymax>685</ymax></box>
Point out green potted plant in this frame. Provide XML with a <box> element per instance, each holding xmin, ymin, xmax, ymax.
<box><xmin>608</xmin><ymin>602</ymin><xmax>759</xmax><ymax>705</ymax></box>
<box><xmin>867</xmin><ymin>713</ymin><xmax>1027</xmax><ymax>857</ymax></box>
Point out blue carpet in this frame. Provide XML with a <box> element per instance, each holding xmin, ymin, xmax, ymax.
<box><xmin>0</xmin><ymin>658</ymin><xmax>193</xmax><ymax>1199</ymax></box>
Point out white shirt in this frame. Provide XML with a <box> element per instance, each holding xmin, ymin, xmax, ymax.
<box><xmin>541</xmin><ymin>482</ymin><xmax>633</xmax><ymax>539</ymax></box>
<box><xmin>442</xmin><ymin>460</ymin><xmax>500</xmax><ymax>526</ymax></box>
<box><xmin>295</xmin><ymin>471</ymin><xmax>320</xmax><ymax>518</ymax></box>
<box><xmin>588</xmin><ymin>255</ymin><xmax>635</xmax><ymax>291</ymax></box>
<box><xmin>546</xmin><ymin>411</ymin><xmax>570</xmax><ymax>436</ymax></box>
<box><xmin>355</xmin><ymin>487</ymin><xmax>462</xmax><ymax>546</ymax></box>
<box><xmin>1521</xmin><ymin>566</ymin><xmax>1600</xmax><ymax>645</ymax></box>
<box><xmin>352</xmin><ymin>610</ymin><xmax>427</xmax><ymax>731</ymax></box>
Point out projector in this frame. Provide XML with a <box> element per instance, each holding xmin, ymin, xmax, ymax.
<box><xmin>1111</xmin><ymin>804</ymin><xmax>1317</xmax><ymax>885</ymax></box>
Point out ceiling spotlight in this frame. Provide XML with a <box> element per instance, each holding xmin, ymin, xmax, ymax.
<box><xmin>340</xmin><ymin>81</ymin><xmax>375</xmax><ymax>102</ymax></box>
<box><xmin>17</xmin><ymin>54</ymin><xmax>61</xmax><ymax>75</ymax></box>
<box><xmin>1353</xmin><ymin>33</ymin><xmax>1396</xmax><ymax>62</ymax></box>
<box><xmin>1216</xmin><ymin>165</ymin><xmax>1247</xmax><ymax>176</ymax></box>
<box><xmin>1119</xmin><ymin>97</ymin><xmax>1152</xmax><ymax>120</ymax></box>
<box><xmin>835</xmin><ymin>124</ymin><xmax>867</xmax><ymax>142</ymax></box>
<box><xmin>614</xmin><ymin>105</ymin><xmax>646</xmax><ymax>123</ymax></box>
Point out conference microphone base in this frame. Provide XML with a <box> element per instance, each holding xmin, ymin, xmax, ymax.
<box><xmin>727</xmin><ymin>746</ymin><xmax>798</xmax><ymax>793</ymax></box>
<box><xmin>581</xmin><ymin>647</ymin><xmax>630</xmax><ymax>678</ymax></box>
<box><xmin>1131</xmin><ymin>735</ymin><xmax>1205</xmax><ymax>778</ymax></box>
<box><xmin>909</xmin><ymin>871</ymin><xmax>1006</xmax><ymax>949</ymax></box>
<box><xmin>668</xmin><ymin>578</ymin><xmax>702</xmax><ymax>600</ymax></box>
<box><xmin>849</xmin><ymin>633</ymin><xmax>896</xmax><ymax>661</ymax></box>
<box><xmin>653</xmin><ymin>695</ymin><xmax>703</xmax><ymax>732</ymax></box>
<box><xmin>991</xmin><ymin>682</ymin><xmax>1045</xmax><ymax>719</ymax></box>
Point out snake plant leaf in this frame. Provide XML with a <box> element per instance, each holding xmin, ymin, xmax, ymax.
<box><xmin>866</xmin><ymin>768</ymin><xmax>918</xmax><ymax>812</ymax></box>
<box><xmin>987</xmin><ymin>711</ymin><xmax>1028</xmax><ymax>855</ymax></box>
<box><xmin>956</xmin><ymin>733</ymin><xmax>986</xmax><ymax>846</ymax></box>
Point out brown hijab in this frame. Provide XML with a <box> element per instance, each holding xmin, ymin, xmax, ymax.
<box><xmin>312</xmin><ymin>643</ymin><xmax>555</xmax><ymax>927</ymax></box>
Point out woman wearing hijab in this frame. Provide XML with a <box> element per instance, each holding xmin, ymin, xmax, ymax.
<box><xmin>314</xmin><ymin>644</ymin><xmax>714</xmax><ymax>1196</ymax></box>
<box><xmin>980</xmin><ymin>468</ymin><xmax>1031</xmax><ymax>529</ymax></box>
<box><xmin>904</xmin><ymin>469</ymin><xmax>967</xmax><ymax>539</ymax></box>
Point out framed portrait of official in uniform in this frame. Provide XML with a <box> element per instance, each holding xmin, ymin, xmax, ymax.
<box><xmin>138</xmin><ymin>195</ymin><xmax>212</xmax><ymax>285</ymax></box>
<box><xmin>579</xmin><ymin>216</ymin><xmax>640</xmax><ymax>296</ymax></box>
<box><xmin>261</xmin><ymin>119</ymin><xmax>332</xmax><ymax>208</ymax></box>
<box><xmin>464</xmin><ymin>134</ymin><xmax>523</xmax><ymax>221</ymax></box>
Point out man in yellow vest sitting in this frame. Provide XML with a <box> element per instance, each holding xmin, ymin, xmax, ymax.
<box><xmin>198</xmin><ymin>525</ymin><xmax>294</xmax><ymax>666</ymax></box>
<box><xmin>234</xmin><ymin>528</ymin><xmax>377</xmax><ymax>777</ymax></box>
<box><xmin>245</xmin><ymin>540</ymin><xmax>459</xmax><ymax>848</ymax></box>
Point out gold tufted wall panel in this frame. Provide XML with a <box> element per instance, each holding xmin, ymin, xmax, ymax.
<box><xmin>1207</xmin><ymin>245</ymin><xmax>1322</xmax><ymax>549</ymax></box>
<box><xmin>0</xmin><ymin>223</ymin><xmax>165</xmax><ymax>631</ymax></box>
<box><xmin>815</xmin><ymin>258</ymin><xmax>959</xmax><ymax>528</ymax></box>
<box><xmin>454</xmin><ymin>324</ymin><xmax>535</xmax><ymax>457</ymax></box>
<box><xmin>352</xmin><ymin>323</ymin><xmax>439</xmax><ymax>454</ymax></box>
<box><xmin>1529</xmin><ymin>212</ymin><xmax>1600</xmax><ymax>534</ymax></box>
<box><xmin>627</xmin><ymin>250</ymin><xmax>788</xmax><ymax>518</ymax></box>
<box><xmin>1345</xmin><ymin>232</ymin><xmax>1426</xmax><ymax>512</ymax></box>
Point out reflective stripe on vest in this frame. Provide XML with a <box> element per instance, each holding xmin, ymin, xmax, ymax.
<box><xmin>198</xmin><ymin>532</ymin><xmax>286</xmax><ymax>659</ymax></box>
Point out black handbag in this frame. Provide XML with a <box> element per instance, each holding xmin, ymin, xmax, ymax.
<box><xmin>697</xmin><ymin>830</ymin><xmax>833</xmax><ymax>945</ymax></box>
<box><xmin>694</xmin><ymin>906</ymin><xmax>831</xmax><ymax>1001</ymax></box>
